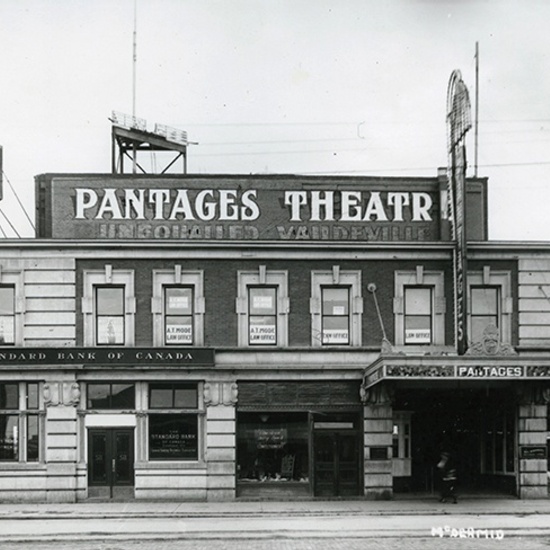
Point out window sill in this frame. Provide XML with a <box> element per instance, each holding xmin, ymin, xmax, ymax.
<box><xmin>0</xmin><ymin>462</ymin><xmax>46</xmax><ymax>470</ymax></box>
<box><xmin>135</xmin><ymin>461</ymin><xmax>206</xmax><ymax>470</ymax></box>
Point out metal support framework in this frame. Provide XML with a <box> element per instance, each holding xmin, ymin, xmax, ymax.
<box><xmin>111</xmin><ymin>125</ymin><xmax>188</xmax><ymax>175</ymax></box>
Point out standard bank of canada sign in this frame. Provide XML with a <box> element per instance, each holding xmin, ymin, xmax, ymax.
<box><xmin>46</xmin><ymin>176</ymin><xmax>441</xmax><ymax>242</ymax></box>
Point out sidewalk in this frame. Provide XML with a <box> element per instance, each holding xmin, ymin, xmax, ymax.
<box><xmin>2</xmin><ymin>498</ymin><xmax>550</xmax><ymax>543</ymax></box>
<box><xmin>1</xmin><ymin>495</ymin><xmax>550</xmax><ymax>519</ymax></box>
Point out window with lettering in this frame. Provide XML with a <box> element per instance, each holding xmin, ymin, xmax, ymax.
<box><xmin>248</xmin><ymin>287</ymin><xmax>277</xmax><ymax>345</ymax></box>
<box><xmin>152</xmin><ymin>269</ymin><xmax>204</xmax><ymax>347</ymax></box>
<box><xmin>321</xmin><ymin>287</ymin><xmax>350</xmax><ymax>345</ymax></box>
<box><xmin>237</xmin><ymin>269</ymin><xmax>289</xmax><ymax>347</ymax></box>
<box><xmin>0</xmin><ymin>382</ymin><xmax>41</xmax><ymax>462</ymax></box>
<box><xmin>0</xmin><ymin>286</ymin><xmax>15</xmax><ymax>345</ymax></box>
<box><xmin>310</xmin><ymin>269</ymin><xmax>362</xmax><ymax>347</ymax></box>
<box><xmin>164</xmin><ymin>287</ymin><xmax>194</xmax><ymax>345</ymax></box>
<box><xmin>148</xmin><ymin>383</ymin><xmax>200</xmax><ymax>461</ymax></box>
<box><xmin>404</xmin><ymin>286</ymin><xmax>433</xmax><ymax>345</ymax></box>
<box><xmin>394</xmin><ymin>269</ymin><xmax>445</xmax><ymax>347</ymax></box>
<box><xmin>95</xmin><ymin>286</ymin><xmax>125</xmax><ymax>345</ymax></box>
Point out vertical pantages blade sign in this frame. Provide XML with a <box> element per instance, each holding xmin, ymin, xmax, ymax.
<box><xmin>446</xmin><ymin>70</ymin><xmax>472</xmax><ymax>355</ymax></box>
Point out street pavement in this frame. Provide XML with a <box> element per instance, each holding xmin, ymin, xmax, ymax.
<box><xmin>1</xmin><ymin>496</ymin><xmax>550</xmax><ymax>548</ymax></box>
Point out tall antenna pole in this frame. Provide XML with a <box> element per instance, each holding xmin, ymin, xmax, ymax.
<box><xmin>132</xmin><ymin>0</ymin><xmax>137</xmax><ymax>174</ymax></box>
<box><xmin>132</xmin><ymin>0</ymin><xmax>137</xmax><ymax>118</ymax></box>
<box><xmin>474</xmin><ymin>41</ymin><xmax>479</xmax><ymax>177</ymax></box>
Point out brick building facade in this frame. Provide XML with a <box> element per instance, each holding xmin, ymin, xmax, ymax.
<box><xmin>0</xmin><ymin>171</ymin><xmax>548</xmax><ymax>502</ymax></box>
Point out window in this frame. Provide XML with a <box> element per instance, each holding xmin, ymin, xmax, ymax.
<box><xmin>164</xmin><ymin>287</ymin><xmax>194</xmax><ymax>345</ymax></box>
<box><xmin>152</xmin><ymin>269</ymin><xmax>204</xmax><ymax>346</ymax></box>
<box><xmin>311</xmin><ymin>268</ymin><xmax>362</xmax><ymax>347</ymax></box>
<box><xmin>96</xmin><ymin>287</ymin><xmax>125</xmax><ymax>345</ymax></box>
<box><xmin>482</xmin><ymin>407</ymin><xmax>515</xmax><ymax>474</ymax></box>
<box><xmin>394</xmin><ymin>268</ymin><xmax>445</xmax><ymax>347</ymax></box>
<box><xmin>237</xmin><ymin>268</ymin><xmax>289</xmax><ymax>347</ymax></box>
<box><xmin>87</xmin><ymin>383</ymin><xmax>135</xmax><ymax>409</ymax></box>
<box><xmin>0</xmin><ymin>286</ymin><xmax>15</xmax><ymax>345</ymax></box>
<box><xmin>468</xmin><ymin>269</ymin><xmax>511</xmax><ymax>345</ymax></box>
<box><xmin>82</xmin><ymin>267</ymin><xmax>135</xmax><ymax>346</ymax></box>
<box><xmin>321</xmin><ymin>287</ymin><xmax>350</xmax><ymax>345</ymax></box>
<box><xmin>0</xmin><ymin>382</ymin><xmax>42</xmax><ymax>462</ymax></box>
<box><xmin>248</xmin><ymin>287</ymin><xmax>277</xmax><ymax>345</ymax></box>
<box><xmin>404</xmin><ymin>286</ymin><xmax>433</xmax><ymax>345</ymax></box>
<box><xmin>148</xmin><ymin>383</ymin><xmax>201</xmax><ymax>461</ymax></box>
<box><xmin>470</xmin><ymin>286</ymin><xmax>499</xmax><ymax>343</ymax></box>
<box><xmin>237</xmin><ymin>412</ymin><xmax>309</xmax><ymax>484</ymax></box>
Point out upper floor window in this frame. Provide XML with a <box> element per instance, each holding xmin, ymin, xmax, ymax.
<box><xmin>321</xmin><ymin>286</ymin><xmax>350</xmax><ymax>345</ymax></box>
<box><xmin>164</xmin><ymin>287</ymin><xmax>194</xmax><ymax>345</ymax></box>
<box><xmin>96</xmin><ymin>286</ymin><xmax>125</xmax><ymax>345</ymax></box>
<box><xmin>0</xmin><ymin>286</ymin><xmax>15</xmax><ymax>345</ymax></box>
<box><xmin>248</xmin><ymin>286</ymin><xmax>277</xmax><ymax>345</ymax></box>
<box><xmin>468</xmin><ymin>268</ymin><xmax>511</xmax><ymax>345</ymax></box>
<box><xmin>237</xmin><ymin>267</ymin><xmax>289</xmax><ymax>347</ymax></box>
<box><xmin>82</xmin><ymin>267</ymin><xmax>135</xmax><ymax>346</ymax></box>
<box><xmin>404</xmin><ymin>286</ymin><xmax>433</xmax><ymax>345</ymax></box>
<box><xmin>470</xmin><ymin>286</ymin><xmax>499</xmax><ymax>343</ymax></box>
<box><xmin>152</xmin><ymin>268</ymin><xmax>204</xmax><ymax>346</ymax></box>
<box><xmin>394</xmin><ymin>268</ymin><xmax>445</xmax><ymax>347</ymax></box>
<box><xmin>311</xmin><ymin>268</ymin><xmax>362</xmax><ymax>347</ymax></box>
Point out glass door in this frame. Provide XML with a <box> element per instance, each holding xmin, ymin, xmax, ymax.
<box><xmin>88</xmin><ymin>428</ymin><xmax>134</xmax><ymax>499</ymax></box>
<box><xmin>313</xmin><ymin>431</ymin><xmax>361</xmax><ymax>496</ymax></box>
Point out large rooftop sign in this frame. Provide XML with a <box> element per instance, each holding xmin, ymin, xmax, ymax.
<box><xmin>35</xmin><ymin>175</ymin><xmax>471</xmax><ymax>242</ymax></box>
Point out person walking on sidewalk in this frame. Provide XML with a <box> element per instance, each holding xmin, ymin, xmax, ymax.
<box><xmin>437</xmin><ymin>451</ymin><xmax>457</xmax><ymax>503</ymax></box>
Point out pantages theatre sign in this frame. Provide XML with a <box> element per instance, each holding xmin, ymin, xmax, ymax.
<box><xmin>37</xmin><ymin>176</ymin><xmax>443</xmax><ymax>242</ymax></box>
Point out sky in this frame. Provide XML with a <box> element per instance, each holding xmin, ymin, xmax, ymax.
<box><xmin>1</xmin><ymin>0</ymin><xmax>550</xmax><ymax>240</ymax></box>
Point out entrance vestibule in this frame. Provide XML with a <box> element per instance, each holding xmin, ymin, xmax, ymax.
<box><xmin>392</xmin><ymin>387</ymin><xmax>517</xmax><ymax>496</ymax></box>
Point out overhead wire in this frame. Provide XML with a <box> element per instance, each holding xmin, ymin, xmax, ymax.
<box><xmin>1</xmin><ymin>170</ymin><xmax>35</xmax><ymax>232</ymax></box>
<box><xmin>0</xmin><ymin>208</ymin><xmax>20</xmax><ymax>238</ymax></box>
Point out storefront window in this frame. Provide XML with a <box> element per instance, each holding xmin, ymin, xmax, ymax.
<box><xmin>149</xmin><ymin>414</ymin><xmax>198</xmax><ymax>460</ymax></box>
<box><xmin>148</xmin><ymin>383</ymin><xmax>200</xmax><ymax>462</ymax></box>
<box><xmin>237</xmin><ymin>412</ymin><xmax>309</xmax><ymax>483</ymax></box>
<box><xmin>0</xmin><ymin>382</ymin><xmax>42</xmax><ymax>462</ymax></box>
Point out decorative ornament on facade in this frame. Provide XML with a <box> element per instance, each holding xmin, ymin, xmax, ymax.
<box><xmin>43</xmin><ymin>383</ymin><xmax>53</xmax><ymax>406</ymax></box>
<box><xmin>465</xmin><ymin>324</ymin><xmax>517</xmax><ymax>356</ymax></box>
<box><xmin>360</xmin><ymin>383</ymin><xmax>394</xmax><ymax>405</ymax></box>
<box><xmin>204</xmin><ymin>381</ymin><xmax>238</xmax><ymax>407</ymax></box>
<box><xmin>43</xmin><ymin>381</ymin><xmax>81</xmax><ymax>407</ymax></box>
<box><xmin>66</xmin><ymin>382</ymin><xmax>81</xmax><ymax>406</ymax></box>
<box><xmin>386</xmin><ymin>364</ymin><xmax>454</xmax><ymax>378</ymax></box>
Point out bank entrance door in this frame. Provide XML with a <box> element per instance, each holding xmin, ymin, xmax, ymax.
<box><xmin>313</xmin><ymin>431</ymin><xmax>361</xmax><ymax>496</ymax></box>
<box><xmin>88</xmin><ymin>428</ymin><xmax>134</xmax><ymax>499</ymax></box>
